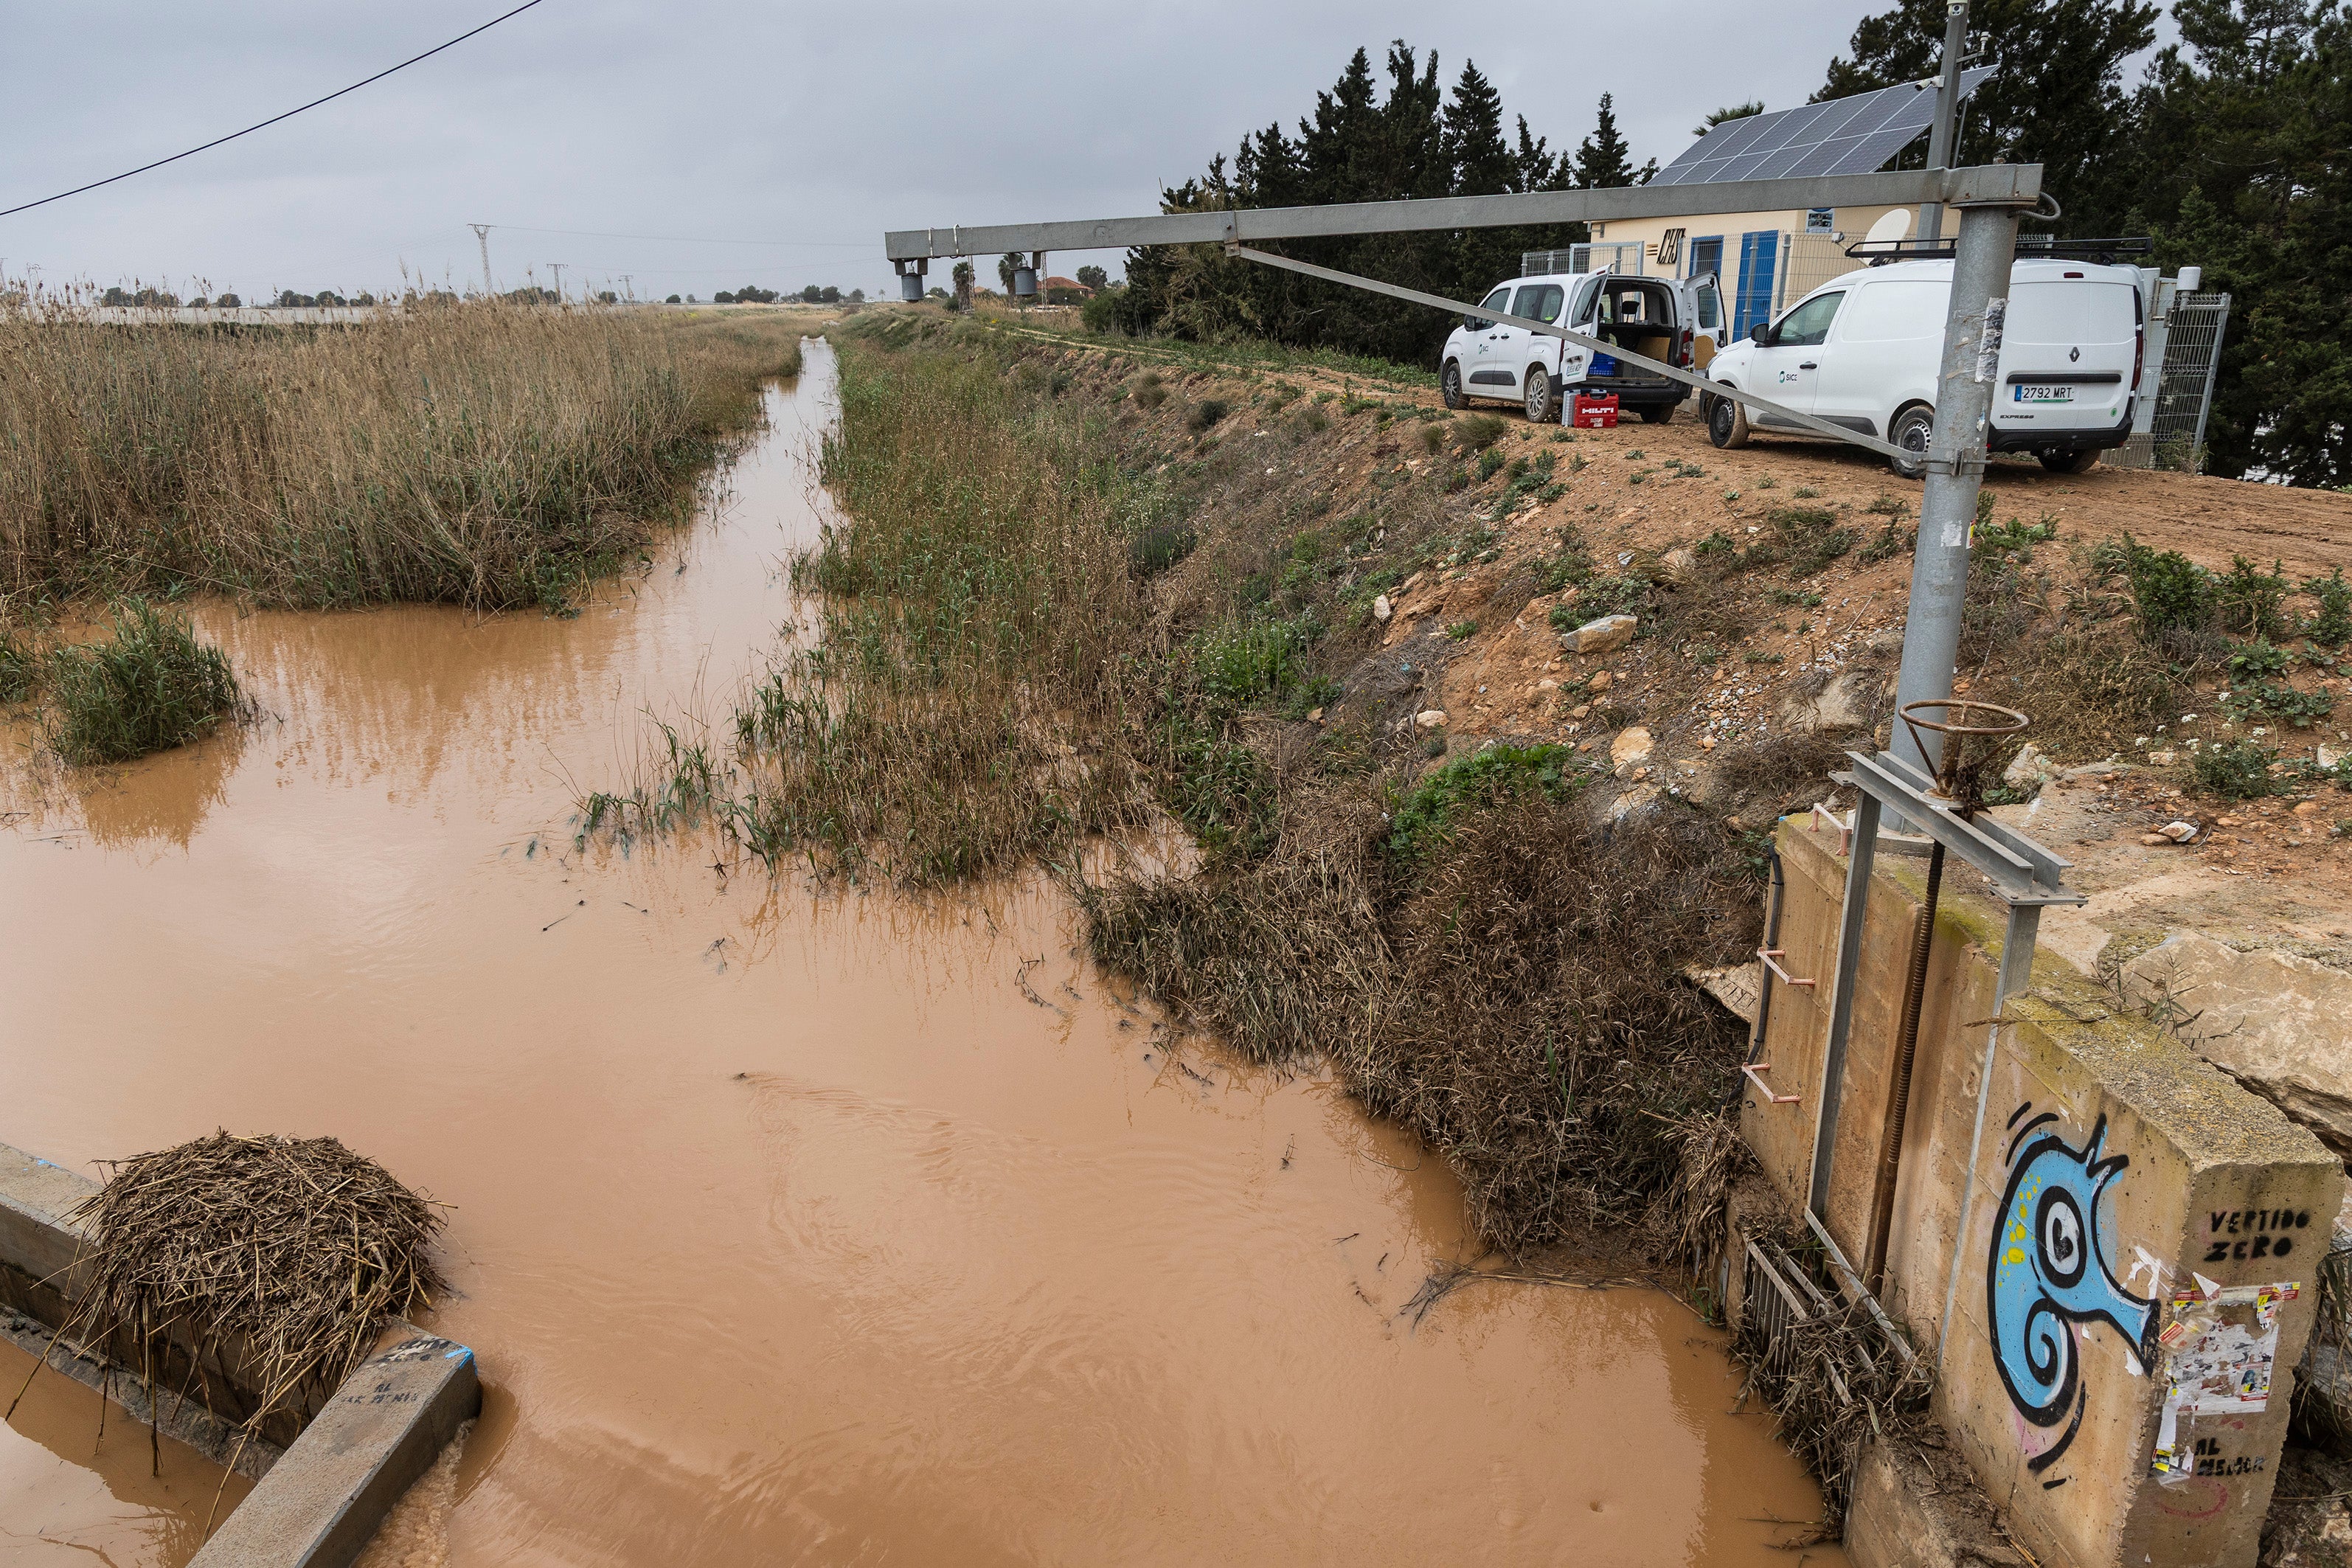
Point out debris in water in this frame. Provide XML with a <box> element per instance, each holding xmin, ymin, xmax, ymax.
<box><xmin>40</xmin><ymin>1131</ymin><xmax>445</xmax><ymax>1511</ymax></box>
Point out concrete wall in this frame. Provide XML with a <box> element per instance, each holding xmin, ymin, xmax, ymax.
<box><xmin>1745</xmin><ymin>816</ymin><xmax>2343</xmax><ymax>1568</ymax></box>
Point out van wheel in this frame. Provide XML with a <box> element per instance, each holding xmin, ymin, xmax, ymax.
<box><xmin>2039</xmin><ymin>449</ymin><xmax>2099</xmax><ymax>473</ymax></box>
<box><xmin>1524</xmin><ymin>370</ymin><xmax>1556</xmax><ymax>424</ymax></box>
<box><xmin>1888</xmin><ymin>403</ymin><xmax>1935</xmax><ymax>479</ymax></box>
<box><xmin>1708</xmin><ymin>392</ymin><xmax>1749</xmax><ymax>449</ymax></box>
<box><xmin>1640</xmin><ymin>402</ymin><xmax>1675</xmax><ymax>426</ymax></box>
<box><xmin>1441</xmin><ymin>361</ymin><xmax>1465</xmax><ymax>411</ymax></box>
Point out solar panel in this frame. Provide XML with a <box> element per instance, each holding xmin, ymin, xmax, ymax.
<box><xmin>1650</xmin><ymin>69</ymin><xmax>1994</xmax><ymax>187</ymax></box>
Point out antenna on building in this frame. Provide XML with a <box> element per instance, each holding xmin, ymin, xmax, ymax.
<box><xmin>468</xmin><ymin>224</ymin><xmax>493</xmax><ymax>296</ymax></box>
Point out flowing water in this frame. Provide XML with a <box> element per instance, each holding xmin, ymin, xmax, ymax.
<box><xmin>0</xmin><ymin>343</ymin><xmax>1842</xmax><ymax>1567</ymax></box>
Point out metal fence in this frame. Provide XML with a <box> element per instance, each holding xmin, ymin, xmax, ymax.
<box><xmin>2115</xmin><ymin>290</ymin><xmax>2232</xmax><ymax>473</ymax></box>
<box><xmin>1742</xmin><ymin>1232</ymin><xmax>1834</xmax><ymax>1388</ymax></box>
<box><xmin>1521</xmin><ymin>242</ymin><xmax>1649</xmax><ymax>277</ymax></box>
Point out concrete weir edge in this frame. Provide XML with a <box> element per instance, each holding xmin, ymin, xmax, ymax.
<box><xmin>0</xmin><ymin>1139</ymin><xmax>480</xmax><ymax>1567</ymax></box>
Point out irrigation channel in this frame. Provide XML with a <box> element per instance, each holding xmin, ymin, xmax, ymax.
<box><xmin>0</xmin><ymin>341</ymin><xmax>1838</xmax><ymax>1567</ymax></box>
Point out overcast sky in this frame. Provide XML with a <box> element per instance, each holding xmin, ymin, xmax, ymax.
<box><xmin>0</xmin><ymin>1</ymin><xmax>2105</xmax><ymax>302</ymax></box>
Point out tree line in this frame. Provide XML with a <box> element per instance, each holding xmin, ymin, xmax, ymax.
<box><xmin>1105</xmin><ymin>4</ymin><xmax>2348</xmax><ymax>487</ymax></box>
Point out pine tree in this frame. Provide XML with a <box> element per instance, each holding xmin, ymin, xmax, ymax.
<box><xmin>1573</xmin><ymin>94</ymin><xmax>1653</xmax><ymax>189</ymax></box>
<box><xmin>1443</xmin><ymin>61</ymin><xmax>1513</xmax><ymax>196</ymax></box>
<box><xmin>2120</xmin><ymin>1</ymin><xmax>2349</xmax><ymax>483</ymax></box>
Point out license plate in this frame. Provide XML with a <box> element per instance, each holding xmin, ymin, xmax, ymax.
<box><xmin>2013</xmin><ymin>384</ymin><xmax>2074</xmax><ymax>403</ymax></box>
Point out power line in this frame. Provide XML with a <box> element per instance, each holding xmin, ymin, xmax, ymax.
<box><xmin>0</xmin><ymin>0</ymin><xmax>548</xmax><ymax>221</ymax></box>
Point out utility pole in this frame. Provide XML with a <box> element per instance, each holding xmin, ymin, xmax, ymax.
<box><xmin>468</xmin><ymin>223</ymin><xmax>493</xmax><ymax>296</ymax></box>
<box><xmin>1915</xmin><ymin>1</ymin><xmax>1971</xmax><ymax>246</ymax></box>
<box><xmin>547</xmin><ymin>263</ymin><xmax>565</xmax><ymax>299</ymax></box>
<box><xmin>1889</xmin><ymin>198</ymin><xmax>2021</xmax><ymax>784</ymax></box>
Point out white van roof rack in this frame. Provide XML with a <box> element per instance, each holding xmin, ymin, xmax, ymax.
<box><xmin>1846</xmin><ymin>234</ymin><xmax>2153</xmax><ymax>265</ymax></box>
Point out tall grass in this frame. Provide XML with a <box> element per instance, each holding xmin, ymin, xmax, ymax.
<box><xmin>43</xmin><ymin>597</ymin><xmax>244</xmax><ymax>763</ymax></box>
<box><xmin>0</xmin><ymin>306</ymin><xmax>804</xmax><ymax>610</ymax></box>
<box><xmin>583</xmin><ymin>316</ymin><xmax>1154</xmax><ymax>882</ymax></box>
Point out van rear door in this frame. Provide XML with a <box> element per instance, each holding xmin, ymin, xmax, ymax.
<box><xmin>1680</xmin><ymin>273</ymin><xmax>1724</xmax><ymax>368</ymax></box>
<box><xmin>1993</xmin><ymin>274</ymin><xmax>2140</xmax><ymax>440</ymax></box>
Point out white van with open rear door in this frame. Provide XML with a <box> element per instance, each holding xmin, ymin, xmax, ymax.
<box><xmin>1440</xmin><ymin>268</ymin><xmax>1724</xmax><ymax>424</ymax></box>
<box><xmin>1699</xmin><ymin>257</ymin><xmax>2144</xmax><ymax>475</ymax></box>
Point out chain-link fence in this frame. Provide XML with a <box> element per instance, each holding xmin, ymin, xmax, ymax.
<box><xmin>2115</xmin><ymin>290</ymin><xmax>2232</xmax><ymax>473</ymax></box>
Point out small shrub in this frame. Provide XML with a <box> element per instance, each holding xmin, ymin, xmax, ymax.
<box><xmin>2228</xmin><ymin>639</ymin><xmax>2292</xmax><ymax>681</ymax></box>
<box><xmin>1769</xmin><ymin>506</ymin><xmax>1856</xmax><ymax>576</ymax></box>
<box><xmin>1694</xmin><ymin>530</ymin><xmax>1736</xmax><ymax>558</ymax></box>
<box><xmin>1477</xmin><ymin>448</ymin><xmax>1506</xmax><ymax>482</ymax></box>
<box><xmin>1757</xmin><ymin>475</ymin><xmax>1779</xmax><ymax>489</ymax></box>
<box><xmin>1132</xmin><ymin>371</ymin><xmax>1167</xmax><ymax>409</ymax></box>
<box><xmin>1859</xmin><ymin>520</ymin><xmax>1914</xmax><ymax>564</ymax></box>
<box><xmin>2216</xmin><ymin>555</ymin><xmax>2292</xmax><ymax>639</ymax></box>
<box><xmin>1456</xmin><ymin>414</ymin><xmax>1508</xmax><ymax>451</ymax></box>
<box><xmin>2194</xmin><ymin>740</ymin><xmax>2278</xmax><ymax>800</ymax></box>
<box><xmin>44</xmin><ymin>599</ymin><xmax>243</xmax><ymax>764</ymax></box>
<box><xmin>1864</xmin><ymin>495</ymin><xmax>1909</xmax><ymax>517</ymax></box>
<box><xmin>1792</xmin><ymin>486</ymin><xmax>1820</xmax><ymax>499</ymax></box>
<box><xmin>1572</xmin><ymin>573</ymin><xmax>1650</xmax><ymax>620</ymax></box>
<box><xmin>1445</xmin><ymin>619</ymin><xmax>1479</xmax><ymax>641</ymax></box>
<box><xmin>1387</xmin><ymin>743</ymin><xmax>1583</xmax><ymax>863</ymax></box>
<box><xmin>1294</xmin><ymin>406</ymin><xmax>1331</xmax><ymax>436</ymax></box>
<box><xmin>1418</xmin><ymin>424</ymin><xmax>1444</xmax><ymax>455</ymax></box>
<box><xmin>1187</xmin><ymin>398</ymin><xmax>1230</xmax><ymax>434</ymax></box>
<box><xmin>2228</xmin><ymin>680</ymin><xmax>2335</xmax><ymax>727</ymax></box>
<box><xmin>2098</xmin><ymin>533</ymin><xmax>2213</xmax><ymax>639</ymax></box>
<box><xmin>2303</xmin><ymin>567</ymin><xmax>2352</xmax><ymax>646</ymax></box>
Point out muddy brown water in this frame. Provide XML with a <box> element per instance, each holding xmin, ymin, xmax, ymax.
<box><xmin>0</xmin><ymin>343</ymin><xmax>1842</xmax><ymax>1567</ymax></box>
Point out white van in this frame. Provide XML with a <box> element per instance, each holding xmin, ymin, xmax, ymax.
<box><xmin>1440</xmin><ymin>270</ymin><xmax>1724</xmax><ymax>424</ymax></box>
<box><xmin>1701</xmin><ymin>257</ymin><xmax>2144</xmax><ymax>475</ymax></box>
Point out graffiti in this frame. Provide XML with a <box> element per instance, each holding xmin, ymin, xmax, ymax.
<box><xmin>2202</xmin><ymin>1207</ymin><xmax>2312</xmax><ymax>1264</ymax></box>
<box><xmin>1987</xmin><ymin>1106</ymin><xmax>2157</xmax><ymax>1477</ymax></box>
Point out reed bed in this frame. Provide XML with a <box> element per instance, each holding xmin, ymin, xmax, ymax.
<box><xmin>0</xmin><ymin>305</ymin><xmax>803</xmax><ymax>610</ymax></box>
<box><xmin>583</xmin><ymin>317</ymin><xmax>1155</xmax><ymax>882</ymax></box>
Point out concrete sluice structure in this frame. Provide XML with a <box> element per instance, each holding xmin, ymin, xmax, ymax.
<box><xmin>1738</xmin><ymin>814</ymin><xmax>2342</xmax><ymax>1568</ymax></box>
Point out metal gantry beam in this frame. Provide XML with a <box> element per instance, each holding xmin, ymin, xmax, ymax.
<box><xmin>884</xmin><ymin>165</ymin><xmax>2041</xmax><ymax>262</ymax></box>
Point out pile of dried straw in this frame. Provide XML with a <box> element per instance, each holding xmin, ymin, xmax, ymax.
<box><xmin>55</xmin><ymin>1131</ymin><xmax>445</xmax><ymax>1454</ymax></box>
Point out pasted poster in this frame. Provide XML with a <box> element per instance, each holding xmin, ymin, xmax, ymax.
<box><xmin>2149</xmin><ymin>1279</ymin><xmax>2301</xmax><ymax>1485</ymax></box>
<box><xmin>1987</xmin><ymin>1107</ymin><xmax>2157</xmax><ymax>1485</ymax></box>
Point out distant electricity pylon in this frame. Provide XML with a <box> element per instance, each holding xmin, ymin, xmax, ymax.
<box><xmin>547</xmin><ymin>263</ymin><xmax>565</xmax><ymax>299</ymax></box>
<box><xmin>468</xmin><ymin>223</ymin><xmax>493</xmax><ymax>295</ymax></box>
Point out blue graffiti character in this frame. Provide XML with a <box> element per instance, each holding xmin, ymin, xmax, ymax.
<box><xmin>1986</xmin><ymin>1109</ymin><xmax>2157</xmax><ymax>1474</ymax></box>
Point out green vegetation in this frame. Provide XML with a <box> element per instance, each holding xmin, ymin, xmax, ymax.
<box><xmin>2194</xmin><ymin>739</ymin><xmax>2280</xmax><ymax>800</ymax></box>
<box><xmin>1385</xmin><ymin>743</ymin><xmax>1585</xmax><ymax>863</ymax></box>
<box><xmin>41</xmin><ymin>599</ymin><xmax>243</xmax><ymax>764</ymax></box>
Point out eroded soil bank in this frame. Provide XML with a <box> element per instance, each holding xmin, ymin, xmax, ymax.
<box><xmin>0</xmin><ymin>344</ymin><xmax>1842</xmax><ymax>1566</ymax></box>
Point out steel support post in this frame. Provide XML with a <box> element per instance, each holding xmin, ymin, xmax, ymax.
<box><xmin>1888</xmin><ymin>200</ymin><xmax>2021</xmax><ymax>782</ymax></box>
<box><xmin>1807</xmin><ymin>792</ymin><xmax>1883</xmax><ymax>1221</ymax></box>
<box><xmin>1915</xmin><ymin>1</ymin><xmax>1971</xmax><ymax>244</ymax></box>
<box><xmin>1938</xmin><ymin>899</ymin><xmax>2044</xmax><ymax>1364</ymax></box>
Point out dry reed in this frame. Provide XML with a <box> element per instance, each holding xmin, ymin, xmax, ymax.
<box><xmin>21</xmin><ymin>1132</ymin><xmax>445</xmax><ymax>1482</ymax></box>
<box><xmin>583</xmin><ymin>316</ymin><xmax>1154</xmax><ymax>883</ymax></box>
<box><xmin>0</xmin><ymin>305</ymin><xmax>803</xmax><ymax>610</ymax></box>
